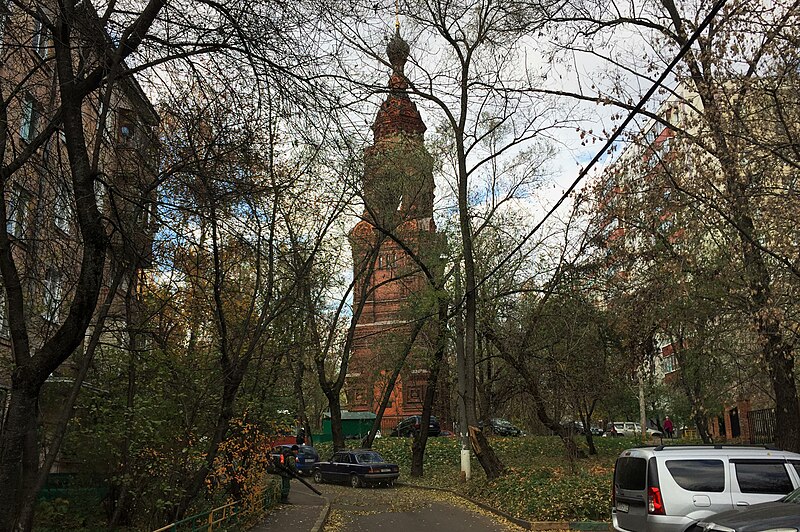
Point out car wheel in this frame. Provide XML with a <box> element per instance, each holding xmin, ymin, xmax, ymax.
<box><xmin>313</xmin><ymin>470</ymin><xmax>323</xmax><ymax>484</ymax></box>
<box><xmin>387</xmin><ymin>480</ymin><xmax>395</xmax><ymax>488</ymax></box>
<box><xmin>350</xmin><ymin>475</ymin><xmax>361</xmax><ymax>488</ymax></box>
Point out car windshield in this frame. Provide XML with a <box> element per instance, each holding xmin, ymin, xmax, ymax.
<box><xmin>354</xmin><ymin>451</ymin><xmax>384</xmax><ymax>464</ymax></box>
<box><xmin>493</xmin><ymin>419</ymin><xmax>513</xmax><ymax>427</ymax></box>
<box><xmin>782</xmin><ymin>488</ymin><xmax>800</xmax><ymax>504</ymax></box>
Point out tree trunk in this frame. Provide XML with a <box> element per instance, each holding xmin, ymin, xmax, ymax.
<box><xmin>454</xmin><ymin>261</ymin><xmax>469</xmax><ymax>452</ymax></box>
<box><xmin>468</xmin><ymin>426</ymin><xmax>505</xmax><ymax>479</ymax></box>
<box><xmin>411</xmin><ymin>300</ymin><xmax>448</xmax><ymax>477</ymax></box>
<box><xmin>579</xmin><ymin>405</ymin><xmax>597</xmax><ymax>456</ymax></box>
<box><xmin>736</xmin><ymin>224</ymin><xmax>800</xmax><ymax>451</ymax></box>
<box><xmin>328</xmin><ymin>393</ymin><xmax>345</xmax><ymax>451</ymax></box>
<box><xmin>173</xmin><ymin>372</ymin><xmax>242</xmax><ymax>521</ymax></box>
<box><xmin>0</xmin><ymin>382</ymin><xmax>39</xmax><ymax>531</ymax></box>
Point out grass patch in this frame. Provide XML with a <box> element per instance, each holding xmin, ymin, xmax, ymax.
<box><xmin>313</xmin><ymin>435</ymin><xmax>645</xmax><ymax>522</ymax></box>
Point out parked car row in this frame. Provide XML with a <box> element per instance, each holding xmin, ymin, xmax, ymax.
<box><xmin>613</xmin><ymin>444</ymin><xmax>800</xmax><ymax>532</ymax></box>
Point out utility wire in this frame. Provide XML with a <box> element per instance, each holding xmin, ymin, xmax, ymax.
<box><xmin>475</xmin><ymin>0</ymin><xmax>728</xmax><ymax>293</ymax></box>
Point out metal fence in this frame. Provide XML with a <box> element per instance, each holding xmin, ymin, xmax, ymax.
<box><xmin>153</xmin><ymin>481</ymin><xmax>281</xmax><ymax>532</ymax></box>
<box><xmin>747</xmin><ymin>408</ymin><xmax>776</xmax><ymax>445</ymax></box>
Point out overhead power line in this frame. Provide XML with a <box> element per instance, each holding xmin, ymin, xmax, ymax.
<box><xmin>476</xmin><ymin>0</ymin><xmax>728</xmax><ymax>292</ymax></box>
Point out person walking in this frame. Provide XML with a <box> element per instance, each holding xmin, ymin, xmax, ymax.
<box><xmin>280</xmin><ymin>445</ymin><xmax>300</xmax><ymax>503</ymax></box>
<box><xmin>664</xmin><ymin>416</ymin><xmax>674</xmax><ymax>439</ymax></box>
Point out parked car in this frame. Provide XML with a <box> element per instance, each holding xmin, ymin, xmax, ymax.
<box><xmin>269</xmin><ymin>444</ymin><xmax>319</xmax><ymax>476</ymax></box>
<box><xmin>695</xmin><ymin>486</ymin><xmax>800</xmax><ymax>532</ymax></box>
<box><xmin>479</xmin><ymin>418</ymin><xmax>524</xmax><ymax>436</ymax></box>
<box><xmin>563</xmin><ymin>420</ymin><xmax>602</xmax><ymax>436</ymax></box>
<box><xmin>607</xmin><ymin>421</ymin><xmax>662</xmax><ymax>438</ymax></box>
<box><xmin>390</xmin><ymin>415</ymin><xmax>441</xmax><ymax>437</ymax></box>
<box><xmin>612</xmin><ymin>444</ymin><xmax>800</xmax><ymax>532</ymax></box>
<box><xmin>312</xmin><ymin>449</ymin><xmax>400</xmax><ymax>488</ymax></box>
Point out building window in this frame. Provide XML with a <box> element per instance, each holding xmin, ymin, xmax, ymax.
<box><xmin>32</xmin><ymin>17</ymin><xmax>49</xmax><ymax>58</ymax></box>
<box><xmin>0</xmin><ymin>290</ymin><xmax>8</xmax><ymax>337</ymax></box>
<box><xmin>405</xmin><ymin>384</ymin><xmax>424</xmax><ymax>404</ymax></box>
<box><xmin>354</xmin><ymin>388</ymin><xmax>366</xmax><ymax>405</ymax></box>
<box><xmin>53</xmin><ymin>183</ymin><xmax>71</xmax><ymax>233</ymax></box>
<box><xmin>0</xmin><ymin>387</ymin><xmax>8</xmax><ymax>432</ymax></box>
<box><xmin>19</xmin><ymin>94</ymin><xmax>40</xmax><ymax>142</ymax></box>
<box><xmin>7</xmin><ymin>185</ymin><xmax>31</xmax><ymax>239</ymax></box>
<box><xmin>94</xmin><ymin>180</ymin><xmax>107</xmax><ymax>213</ymax></box>
<box><xmin>42</xmin><ymin>268</ymin><xmax>63</xmax><ymax>322</ymax></box>
<box><xmin>663</xmin><ymin>354</ymin><xmax>678</xmax><ymax>374</ymax></box>
<box><xmin>117</xmin><ymin>109</ymin><xmax>136</xmax><ymax>145</ymax></box>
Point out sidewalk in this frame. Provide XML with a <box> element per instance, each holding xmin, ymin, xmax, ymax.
<box><xmin>250</xmin><ymin>480</ymin><xmax>328</xmax><ymax>532</ymax></box>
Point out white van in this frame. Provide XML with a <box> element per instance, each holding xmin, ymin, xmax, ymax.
<box><xmin>612</xmin><ymin>445</ymin><xmax>800</xmax><ymax>532</ymax></box>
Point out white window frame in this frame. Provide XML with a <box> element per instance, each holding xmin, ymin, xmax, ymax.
<box><xmin>19</xmin><ymin>94</ymin><xmax>39</xmax><ymax>142</ymax></box>
<box><xmin>94</xmin><ymin>179</ymin><xmax>106</xmax><ymax>214</ymax></box>
<box><xmin>42</xmin><ymin>268</ymin><xmax>63</xmax><ymax>322</ymax></box>
<box><xmin>117</xmin><ymin>109</ymin><xmax>136</xmax><ymax>146</ymax></box>
<box><xmin>32</xmin><ymin>17</ymin><xmax>49</xmax><ymax>58</ymax></box>
<box><xmin>54</xmin><ymin>183</ymin><xmax>71</xmax><ymax>233</ymax></box>
<box><xmin>7</xmin><ymin>184</ymin><xmax>30</xmax><ymax>238</ymax></box>
<box><xmin>0</xmin><ymin>290</ymin><xmax>8</xmax><ymax>337</ymax></box>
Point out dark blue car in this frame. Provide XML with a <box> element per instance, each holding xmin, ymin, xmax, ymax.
<box><xmin>270</xmin><ymin>444</ymin><xmax>319</xmax><ymax>476</ymax></box>
<box><xmin>312</xmin><ymin>449</ymin><xmax>400</xmax><ymax>488</ymax></box>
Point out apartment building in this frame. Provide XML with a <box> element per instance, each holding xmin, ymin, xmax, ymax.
<box><xmin>594</xmin><ymin>81</ymin><xmax>790</xmax><ymax>443</ymax></box>
<box><xmin>0</xmin><ymin>1</ymin><xmax>158</xmax><ymax>440</ymax></box>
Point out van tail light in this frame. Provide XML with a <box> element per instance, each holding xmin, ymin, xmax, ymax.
<box><xmin>611</xmin><ymin>460</ymin><xmax>617</xmax><ymax>507</ymax></box>
<box><xmin>648</xmin><ymin>487</ymin><xmax>665</xmax><ymax>515</ymax></box>
<box><xmin>647</xmin><ymin>456</ymin><xmax>664</xmax><ymax>515</ymax></box>
<box><xmin>280</xmin><ymin>455</ymin><xmax>285</xmax><ymax>464</ymax></box>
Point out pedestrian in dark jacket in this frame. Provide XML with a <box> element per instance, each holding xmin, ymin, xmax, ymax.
<box><xmin>280</xmin><ymin>445</ymin><xmax>299</xmax><ymax>502</ymax></box>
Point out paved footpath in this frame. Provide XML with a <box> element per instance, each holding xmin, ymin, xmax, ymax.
<box><xmin>250</xmin><ymin>480</ymin><xmax>327</xmax><ymax>532</ymax></box>
<box><xmin>251</xmin><ymin>480</ymin><xmax>524</xmax><ymax>532</ymax></box>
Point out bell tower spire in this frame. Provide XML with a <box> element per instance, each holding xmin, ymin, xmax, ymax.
<box><xmin>345</xmin><ymin>21</ymin><xmax>442</xmax><ymax>428</ymax></box>
<box><xmin>371</xmin><ymin>24</ymin><xmax>425</xmax><ymax>141</ymax></box>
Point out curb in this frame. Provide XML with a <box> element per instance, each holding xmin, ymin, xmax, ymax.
<box><xmin>309</xmin><ymin>496</ymin><xmax>330</xmax><ymax>532</ymax></box>
<box><xmin>399</xmin><ymin>482</ymin><xmax>611</xmax><ymax>531</ymax></box>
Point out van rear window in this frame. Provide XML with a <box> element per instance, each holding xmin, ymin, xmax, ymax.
<box><xmin>615</xmin><ymin>457</ymin><xmax>647</xmax><ymax>490</ymax></box>
<box><xmin>666</xmin><ymin>460</ymin><xmax>724</xmax><ymax>492</ymax></box>
<box><xmin>735</xmin><ymin>463</ymin><xmax>793</xmax><ymax>494</ymax></box>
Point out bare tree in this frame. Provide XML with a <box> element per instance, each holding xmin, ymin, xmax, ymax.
<box><xmin>554</xmin><ymin>0</ymin><xmax>800</xmax><ymax>449</ymax></box>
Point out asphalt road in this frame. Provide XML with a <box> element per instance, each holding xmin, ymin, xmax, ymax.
<box><xmin>322</xmin><ymin>482</ymin><xmax>525</xmax><ymax>532</ymax></box>
<box><xmin>251</xmin><ymin>478</ymin><xmax>525</xmax><ymax>532</ymax></box>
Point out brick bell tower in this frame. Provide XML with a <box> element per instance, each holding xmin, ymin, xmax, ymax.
<box><xmin>346</xmin><ymin>26</ymin><xmax>440</xmax><ymax>429</ymax></box>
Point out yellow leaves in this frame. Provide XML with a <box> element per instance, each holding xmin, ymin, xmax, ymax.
<box><xmin>206</xmin><ymin>416</ymin><xmax>276</xmax><ymax>500</ymax></box>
